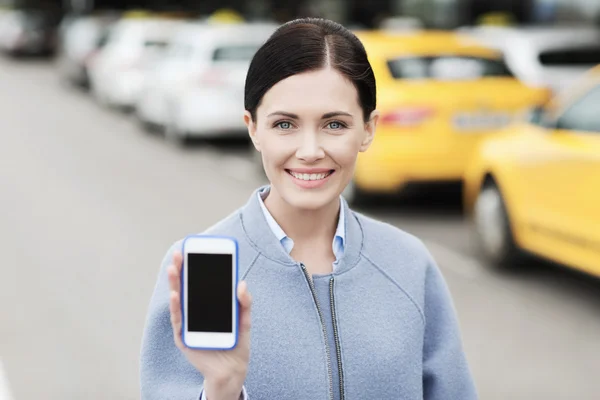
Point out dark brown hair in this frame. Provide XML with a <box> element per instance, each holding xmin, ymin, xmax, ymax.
<box><xmin>244</xmin><ymin>18</ymin><xmax>376</xmax><ymax>122</ymax></box>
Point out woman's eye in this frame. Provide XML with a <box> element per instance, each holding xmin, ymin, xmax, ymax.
<box><xmin>327</xmin><ymin>121</ymin><xmax>346</xmax><ymax>130</ymax></box>
<box><xmin>276</xmin><ymin>121</ymin><xmax>293</xmax><ymax>130</ymax></box>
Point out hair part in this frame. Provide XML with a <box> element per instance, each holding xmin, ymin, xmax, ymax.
<box><xmin>244</xmin><ymin>18</ymin><xmax>377</xmax><ymax>123</ymax></box>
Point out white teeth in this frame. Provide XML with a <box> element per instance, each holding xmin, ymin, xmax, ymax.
<box><xmin>290</xmin><ymin>171</ymin><xmax>331</xmax><ymax>181</ymax></box>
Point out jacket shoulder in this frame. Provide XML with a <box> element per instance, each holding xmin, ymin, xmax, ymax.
<box><xmin>354</xmin><ymin>212</ymin><xmax>435</xmax><ymax>309</ymax></box>
<box><xmin>355</xmin><ymin>211</ymin><xmax>431</xmax><ymax>265</ymax></box>
<box><xmin>201</xmin><ymin>208</ymin><xmax>244</xmax><ymax>236</ymax></box>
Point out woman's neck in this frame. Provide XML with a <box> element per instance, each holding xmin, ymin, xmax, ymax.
<box><xmin>263</xmin><ymin>186</ymin><xmax>340</xmax><ymax>247</ymax></box>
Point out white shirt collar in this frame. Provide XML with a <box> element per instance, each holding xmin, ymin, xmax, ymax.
<box><xmin>257</xmin><ymin>187</ymin><xmax>346</xmax><ymax>262</ymax></box>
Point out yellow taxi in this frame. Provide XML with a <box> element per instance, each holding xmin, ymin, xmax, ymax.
<box><xmin>464</xmin><ymin>65</ymin><xmax>600</xmax><ymax>277</ymax></box>
<box><xmin>345</xmin><ymin>30</ymin><xmax>550</xmax><ymax>202</ymax></box>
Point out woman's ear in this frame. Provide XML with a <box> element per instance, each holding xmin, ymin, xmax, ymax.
<box><xmin>360</xmin><ymin>110</ymin><xmax>379</xmax><ymax>152</ymax></box>
<box><xmin>244</xmin><ymin>111</ymin><xmax>260</xmax><ymax>152</ymax></box>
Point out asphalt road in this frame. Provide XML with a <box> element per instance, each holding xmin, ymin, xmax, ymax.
<box><xmin>1</xmin><ymin>57</ymin><xmax>599</xmax><ymax>400</ymax></box>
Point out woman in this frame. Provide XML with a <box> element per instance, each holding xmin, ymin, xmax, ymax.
<box><xmin>140</xmin><ymin>18</ymin><xmax>477</xmax><ymax>400</ymax></box>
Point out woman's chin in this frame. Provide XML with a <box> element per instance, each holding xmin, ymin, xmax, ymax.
<box><xmin>282</xmin><ymin>186</ymin><xmax>340</xmax><ymax>211</ymax></box>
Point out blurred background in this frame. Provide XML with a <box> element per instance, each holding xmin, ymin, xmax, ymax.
<box><xmin>1</xmin><ymin>0</ymin><xmax>599</xmax><ymax>399</ymax></box>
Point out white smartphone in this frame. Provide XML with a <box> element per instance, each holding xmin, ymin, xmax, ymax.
<box><xmin>181</xmin><ymin>235</ymin><xmax>239</xmax><ymax>350</ymax></box>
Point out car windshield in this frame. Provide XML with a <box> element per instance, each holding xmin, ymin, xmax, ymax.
<box><xmin>539</xmin><ymin>46</ymin><xmax>600</xmax><ymax>66</ymax></box>
<box><xmin>387</xmin><ymin>56</ymin><xmax>514</xmax><ymax>80</ymax></box>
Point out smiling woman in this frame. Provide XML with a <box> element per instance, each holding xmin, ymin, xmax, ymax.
<box><xmin>141</xmin><ymin>18</ymin><xmax>478</xmax><ymax>400</ymax></box>
<box><xmin>243</xmin><ymin>19</ymin><xmax>378</xmax><ymax>213</ymax></box>
<box><xmin>245</xmin><ymin>66</ymin><xmax>377</xmax><ymax>211</ymax></box>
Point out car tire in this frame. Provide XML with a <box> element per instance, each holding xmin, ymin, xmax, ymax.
<box><xmin>473</xmin><ymin>180</ymin><xmax>522</xmax><ymax>268</ymax></box>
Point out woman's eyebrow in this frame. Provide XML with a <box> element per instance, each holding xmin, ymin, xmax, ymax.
<box><xmin>267</xmin><ymin>111</ymin><xmax>354</xmax><ymax>119</ymax></box>
<box><xmin>267</xmin><ymin>111</ymin><xmax>299</xmax><ymax>119</ymax></box>
<box><xmin>322</xmin><ymin>111</ymin><xmax>353</xmax><ymax>119</ymax></box>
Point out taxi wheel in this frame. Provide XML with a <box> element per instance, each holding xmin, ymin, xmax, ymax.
<box><xmin>473</xmin><ymin>181</ymin><xmax>521</xmax><ymax>268</ymax></box>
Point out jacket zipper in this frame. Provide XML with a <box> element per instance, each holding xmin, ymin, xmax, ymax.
<box><xmin>300</xmin><ymin>263</ymin><xmax>334</xmax><ymax>400</ymax></box>
<box><xmin>329</xmin><ymin>277</ymin><xmax>345</xmax><ymax>400</ymax></box>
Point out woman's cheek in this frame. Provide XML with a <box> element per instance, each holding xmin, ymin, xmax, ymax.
<box><xmin>325</xmin><ymin>136</ymin><xmax>360</xmax><ymax>166</ymax></box>
<box><xmin>263</xmin><ymin>135</ymin><xmax>295</xmax><ymax>167</ymax></box>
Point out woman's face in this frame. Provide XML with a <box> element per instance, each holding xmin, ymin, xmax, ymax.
<box><xmin>245</xmin><ymin>68</ymin><xmax>378</xmax><ymax>211</ymax></box>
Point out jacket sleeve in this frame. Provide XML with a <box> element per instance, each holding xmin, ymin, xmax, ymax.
<box><xmin>422</xmin><ymin>256</ymin><xmax>478</xmax><ymax>400</ymax></box>
<box><xmin>140</xmin><ymin>242</ymin><xmax>206</xmax><ymax>400</ymax></box>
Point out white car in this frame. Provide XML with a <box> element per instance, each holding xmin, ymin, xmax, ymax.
<box><xmin>135</xmin><ymin>22</ymin><xmax>277</xmax><ymax>142</ymax></box>
<box><xmin>56</xmin><ymin>13</ymin><xmax>118</xmax><ymax>87</ymax></box>
<box><xmin>459</xmin><ymin>26</ymin><xmax>600</xmax><ymax>93</ymax></box>
<box><xmin>88</xmin><ymin>17</ymin><xmax>183</xmax><ymax>109</ymax></box>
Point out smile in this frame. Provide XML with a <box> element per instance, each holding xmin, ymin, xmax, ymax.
<box><xmin>286</xmin><ymin>170</ymin><xmax>334</xmax><ymax>181</ymax></box>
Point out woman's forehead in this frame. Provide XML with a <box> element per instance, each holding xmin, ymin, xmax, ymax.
<box><xmin>259</xmin><ymin>68</ymin><xmax>361</xmax><ymax>116</ymax></box>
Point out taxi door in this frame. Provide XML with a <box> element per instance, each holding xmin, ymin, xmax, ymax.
<box><xmin>520</xmin><ymin>83</ymin><xmax>600</xmax><ymax>274</ymax></box>
<box><xmin>550</xmin><ymin>84</ymin><xmax>600</xmax><ymax>274</ymax></box>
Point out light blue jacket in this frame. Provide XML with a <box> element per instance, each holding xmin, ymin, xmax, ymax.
<box><xmin>140</xmin><ymin>187</ymin><xmax>478</xmax><ymax>400</ymax></box>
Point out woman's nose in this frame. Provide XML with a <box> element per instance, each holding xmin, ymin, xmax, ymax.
<box><xmin>295</xmin><ymin>132</ymin><xmax>325</xmax><ymax>163</ymax></box>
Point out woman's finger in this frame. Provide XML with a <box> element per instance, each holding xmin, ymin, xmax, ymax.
<box><xmin>168</xmin><ymin>264</ymin><xmax>180</xmax><ymax>294</ymax></box>
<box><xmin>168</xmin><ymin>251</ymin><xmax>183</xmax><ymax>293</ymax></box>
<box><xmin>169</xmin><ymin>290</ymin><xmax>184</xmax><ymax>349</ymax></box>
<box><xmin>238</xmin><ymin>281</ymin><xmax>252</xmax><ymax>333</ymax></box>
<box><xmin>172</xmin><ymin>251</ymin><xmax>183</xmax><ymax>273</ymax></box>
<box><xmin>237</xmin><ymin>281</ymin><xmax>252</xmax><ymax>308</ymax></box>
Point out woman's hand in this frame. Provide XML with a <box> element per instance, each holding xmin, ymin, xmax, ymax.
<box><xmin>168</xmin><ymin>250</ymin><xmax>252</xmax><ymax>400</ymax></box>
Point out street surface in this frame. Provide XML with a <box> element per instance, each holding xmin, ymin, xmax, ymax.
<box><xmin>1</xmin><ymin>57</ymin><xmax>599</xmax><ymax>400</ymax></box>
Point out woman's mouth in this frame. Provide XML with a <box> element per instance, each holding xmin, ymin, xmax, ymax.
<box><xmin>285</xmin><ymin>169</ymin><xmax>335</xmax><ymax>189</ymax></box>
<box><xmin>286</xmin><ymin>170</ymin><xmax>334</xmax><ymax>181</ymax></box>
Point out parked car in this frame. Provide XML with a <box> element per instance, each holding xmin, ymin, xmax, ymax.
<box><xmin>464</xmin><ymin>65</ymin><xmax>600</xmax><ymax>277</ymax></box>
<box><xmin>0</xmin><ymin>8</ymin><xmax>61</xmax><ymax>56</ymax></box>
<box><xmin>459</xmin><ymin>26</ymin><xmax>600</xmax><ymax>93</ymax></box>
<box><xmin>55</xmin><ymin>12</ymin><xmax>119</xmax><ymax>88</ymax></box>
<box><xmin>137</xmin><ymin>22</ymin><xmax>276</xmax><ymax>143</ymax></box>
<box><xmin>339</xmin><ymin>30</ymin><xmax>550</xmax><ymax>204</ymax></box>
<box><xmin>87</xmin><ymin>17</ymin><xmax>183</xmax><ymax>110</ymax></box>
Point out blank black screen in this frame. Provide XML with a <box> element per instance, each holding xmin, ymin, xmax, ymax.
<box><xmin>187</xmin><ymin>253</ymin><xmax>233</xmax><ymax>333</ymax></box>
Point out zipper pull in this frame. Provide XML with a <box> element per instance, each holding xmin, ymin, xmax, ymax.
<box><xmin>300</xmin><ymin>263</ymin><xmax>314</xmax><ymax>284</ymax></box>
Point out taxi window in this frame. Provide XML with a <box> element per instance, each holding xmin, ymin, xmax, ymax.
<box><xmin>387</xmin><ymin>56</ymin><xmax>513</xmax><ymax>80</ymax></box>
<box><xmin>555</xmin><ymin>84</ymin><xmax>600</xmax><ymax>133</ymax></box>
<box><xmin>539</xmin><ymin>46</ymin><xmax>600</xmax><ymax>66</ymax></box>
<box><xmin>212</xmin><ymin>45</ymin><xmax>259</xmax><ymax>62</ymax></box>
